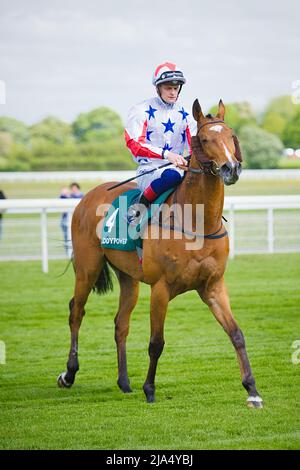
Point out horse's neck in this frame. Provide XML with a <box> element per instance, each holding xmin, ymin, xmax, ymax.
<box><xmin>176</xmin><ymin>162</ymin><xmax>224</xmax><ymax>233</ymax></box>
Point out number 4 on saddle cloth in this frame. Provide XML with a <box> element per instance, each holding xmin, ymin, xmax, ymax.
<box><xmin>101</xmin><ymin>188</ymin><xmax>175</xmax><ymax>262</ymax></box>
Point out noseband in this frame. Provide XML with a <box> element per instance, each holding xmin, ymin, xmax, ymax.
<box><xmin>188</xmin><ymin>159</ymin><xmax>220</xmax><ymax>176</ymax></box>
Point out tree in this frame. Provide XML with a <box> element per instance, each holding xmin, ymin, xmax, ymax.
<box><xmin>282</xmin><ymin>109</ymin><xmax>300</xmax><ymax>148</ymax></box>
<box><xmin>208</xmin><ymin>101</ymin><xmax>257</xmax><ymax>133</ymax></box>
<box><xmin>0</xmin><ymin>107</ymin><xmax>133</xmax><ymax>171</ymax></box>
<box><xmin>72</xmin><ymin>107</ymin><xmax>123</xmax><ymax>142</ymax></box>
<box><xmin>0</xmin><ymin>132</ymin><xmax>13</xmax><ymax>156</ymax></box>
<box><xmin>0</xmin><ymin>116</ymin><xmax>29</xmax><ymax>143</ymax></box>
<box><xmin>261</xmin><ymin>95</ymin><xmax>298</xmax><ymax>140</ymax></box>
<box><xmin>238</xmin><ymin>125</ymin><xmax>284</xmax><ymax>169</ymax></box>
<box><xmin>29</xmin><ymin>116</ymin><xmax>73</xmax><ymax>145</ymax></box>
<box><xmin>263</xmin><ymin>95</ymin><xmax>297</xmax><ymax>121</ymax></box>
<box><xmin>261</xmin><ymin>111</ymin><xmax>286</xmax><ymax>139</ymax></box>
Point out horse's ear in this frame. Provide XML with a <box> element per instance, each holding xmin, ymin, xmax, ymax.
<box><xmin>216</xmin><ymin>99</ymin><xmax>225</xmax><ymax>120</ymax></box>
<box><xmin>233</xmin><ymin>135</ymin><xmax>243</xmax><ymax>162</ymax></box>
<box><xmin>192</xmin><ymin>99</ymin><xmax>205</xmax><ymax>122</ymax></box>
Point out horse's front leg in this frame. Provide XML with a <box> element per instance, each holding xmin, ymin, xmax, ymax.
<box><xmin>143</xmin><ymin>280</ymin><xmax>170</xmax><ymax>403</ymax></box>
<box><xmin>198</xmin><ymin>278</ymin><xmax>263</xmax><ymax>408</ymax></box>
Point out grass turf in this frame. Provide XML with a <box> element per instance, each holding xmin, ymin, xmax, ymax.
<box><xmin>0</xmin><ymin>254</ymin><xmax>299</xmax><ymax>450</ymax></box>
<box><xmin>1</xmin><ymin>177</ymin><xmax>300</xmax><ymax>199</ymax></box>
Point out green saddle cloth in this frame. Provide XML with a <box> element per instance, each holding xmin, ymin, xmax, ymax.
<box><xmin>101</xmin><ymin>188</ymin><xmax>175</xmax><ymax>251</ymax></box>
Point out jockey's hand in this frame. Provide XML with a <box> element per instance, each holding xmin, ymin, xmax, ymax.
<box><xmin>166</xmin><ymin>152</ymin><xmax>188</xmax><ymax>168</ymax></box>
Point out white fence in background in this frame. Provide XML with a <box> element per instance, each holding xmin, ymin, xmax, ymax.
<box><xmin>0</xmin><ymin>196</ymin><xmax>300</xmax><ymax>273</ymax></box>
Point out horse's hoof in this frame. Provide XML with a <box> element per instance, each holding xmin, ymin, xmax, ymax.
<box><xmin>143</xmin><ymin>384</ymin><xmax>155</xmax><ymax>403</ymax></box>
<box><xmin>117</xmin><ymin>379</ymin><xmax>132</xmax><ymax>393</ymax></box>
<box><xmin>146</xmin><ymin>394</ymin><xmax>155</xmax><ymax>403</ymax></box>
<box><xmin>247</xmin><ymin>396</ymin><xmax>263</xmax><ymax>408</ymax></box>
<box><xmin>57</xmin><ymin>372</ymin><xmax>73</xmax><ymax>389</ymax></box>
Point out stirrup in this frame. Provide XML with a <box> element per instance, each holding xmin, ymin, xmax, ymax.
<box><xmin>127</xmin><ymin>203</ymin><xmax>144</xmax><ymax>226</ymax></box>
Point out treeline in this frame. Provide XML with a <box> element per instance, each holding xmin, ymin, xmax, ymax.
<box><xmin>208</xmin><ymin>96</ymin><xmax>300</xmax><ymax>169</ymax></box>
<box><xmin>0</xmin><ymin>96</ymin><xmax>299</xmax><ymax>171</ymax></box>
<box><xmin>0</xmin><ymin>107</ymin><xmax>135</xmax><ymax>171</ymax></box>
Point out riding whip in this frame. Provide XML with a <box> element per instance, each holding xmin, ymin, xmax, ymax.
<box><xmin>107</xmin><ymin>155</ymin><xmax>191</xmax><ymax>191</ymax></box>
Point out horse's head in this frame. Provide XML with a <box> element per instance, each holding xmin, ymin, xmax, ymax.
<box><xmin>192</xmin><ymin>99</ymin><xmax>242</xmax><ymax>185</ymax></box>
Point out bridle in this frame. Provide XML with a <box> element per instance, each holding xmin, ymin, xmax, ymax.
<box><xmin>188</xmin><ymin>119</ymin><xmax>242</xmax><ymax>177</ymax></box>
<box><xmin>160</xmin><ymin>119</ymin><xmax>234</xmax><ymax>239</ymax></box>
<box><xmin>158</xmin><ymin>120</ymin><xmax>242</xmax><ymax>240</ymax></box>
<box><xmin>187</xmin><ymin>160</ymin><xmax>220</xmax><ymax>177</ymax></box>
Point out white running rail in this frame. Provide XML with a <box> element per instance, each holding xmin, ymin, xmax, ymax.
<box><xmin>0</xmin><ymin>195</ymin><xmax>300</xmax><ymax>272</ymax></box>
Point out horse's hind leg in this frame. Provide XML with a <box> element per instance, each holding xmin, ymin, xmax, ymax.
<box><xmin>198</xmin><ymin>278</ymin><xmax>263</xmax><ymax>408</ymax></box>
<box><xmin>58</xmin><ymin>248</ymin><xmax>104</xmax><ymax>388</ymax></box>
<box><xmin>114</xmin><ymin>271</ymin><xmax>139</xmax><ymax>393</ymax></box>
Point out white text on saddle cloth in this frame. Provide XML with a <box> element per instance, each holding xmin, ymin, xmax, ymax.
<box><xmin>96</xmin><ymin>197</ymin><xmax>206</xmax><ymax>251</ymax></box>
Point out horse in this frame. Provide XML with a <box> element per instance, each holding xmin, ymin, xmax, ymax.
<box><xmin>57</xmin><ymin>99</ymin><xmax>263</xmax><ymax>408</ymax></box>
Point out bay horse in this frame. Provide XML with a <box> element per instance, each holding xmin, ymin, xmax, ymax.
<box><xmin>58</xmin><ymin>99</ymin><xmax>263</xmax><ymax>408</ymax></box>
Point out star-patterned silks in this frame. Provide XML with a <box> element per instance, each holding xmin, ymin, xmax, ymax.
<box><xmin>163</xmin><ymin>143</ymin><xmax>173</xmax><ymax>152</ymax></box>
<box><xmin>178</xmin><ymin>107</ymin><xmax>189</xmax><ymax>120</ymax></box>
<box><xmin>145</xmin><ymin>105</ymin><xmax>157</xmax><ymax>120</ymax></box>
<box><xmin>146</xmin><ymin>130</ymin><xmax>153</xmax><ymax>141</ymax></box>
<box><xmin>125</xmin><ymin>96</ymin><xmax>197</xmax><ymax>164</ymax></box>
<box><xmin>162</xmin><ymin>118</ymin><xmax>175</xmax><ymax>133</ymax></box>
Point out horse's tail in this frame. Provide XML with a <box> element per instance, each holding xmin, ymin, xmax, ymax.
<box><xmin>93</xmin><ymin>258</ymin><xmax>114</xmax><ymax>295</ymax></box>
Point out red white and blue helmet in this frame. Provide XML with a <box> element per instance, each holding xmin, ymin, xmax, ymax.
<box><xmin>152</xmin><ymin>62</ymin><xmax>186</xmax><ymax>87</ymax></box>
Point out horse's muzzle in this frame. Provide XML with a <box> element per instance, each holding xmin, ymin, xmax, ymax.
<box><xmin>219</xmin><ymin>161</ymin><xmax>242</xmax><ymax>185</ymax></box>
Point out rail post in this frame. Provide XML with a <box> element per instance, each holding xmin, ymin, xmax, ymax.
<box><xmin>40</xmin><ymin>208</ymin><xmax>48</xmax><ymax>273</ymax></box>
<box><xmin>268</xmin><ymin>207</ymin><xmax>274</xmax><ymax>253</ymax></box>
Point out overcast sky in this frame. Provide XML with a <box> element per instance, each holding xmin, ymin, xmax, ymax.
<box><xmin>0</xmin><ymin>0</ymin><xmax>299</xmax><ymax>125</ymax></box>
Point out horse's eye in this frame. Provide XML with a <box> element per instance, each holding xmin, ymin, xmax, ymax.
<box><xmin>201</xmin><ymin>139</ymin><xmax>208</xmax><ymax>144</ymax></box>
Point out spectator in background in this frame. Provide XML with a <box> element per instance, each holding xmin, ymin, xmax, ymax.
<box><xmin>70</xmin><ymin>182</ymin><xmax>84</xmax><ymax>199</ymax></box>
<box><xmin>60</xmin><ymin>182</ymin><xmax>83</xmax><ymax>255</ymax></box>
<box><xmin>0</xmin><ymin>189</ymin><xmax>6</xmax><ymax>241</ymax></box>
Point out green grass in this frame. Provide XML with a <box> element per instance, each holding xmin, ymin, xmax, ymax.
<box><xmin>225</xmin><ymin>179</ymin><xmax>300</xmax><ymax>196</ymax></box>
<box><xmin>279</xmin><ymin>159</ymin><xmax>300</xmax><ymax>169</ymax></box>
<box><xmin>0</xmin><ymin>254</ymin><xmax>300</xmax><ymax>449</ymax></box>
<box><xmin>1</xmin><ymin>176</ymin><xmax>300</xmax><ymax>199</ymax></box>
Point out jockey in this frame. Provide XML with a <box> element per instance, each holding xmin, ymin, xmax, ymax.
<box><xmin>125</xmin><ymin>62</ymin><xmax>197</xmax><ymax>217</ymax></box>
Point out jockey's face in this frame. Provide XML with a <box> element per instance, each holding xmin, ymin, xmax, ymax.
<box><xmin>158</xmin><ymin>83</ymin><xmax>180</xmax><ymax>103</ymax></box>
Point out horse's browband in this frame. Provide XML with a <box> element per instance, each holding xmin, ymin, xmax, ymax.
<box><xmin>198</xmin><ymin>120</ymin><xmax>225</xmax><ymax>131</ymax></box>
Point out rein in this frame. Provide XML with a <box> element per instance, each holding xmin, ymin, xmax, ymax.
<box><xmin>108</xmin><ymin>119</ymin><xmax>242</xmax><ymax>191</ymax></box>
